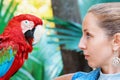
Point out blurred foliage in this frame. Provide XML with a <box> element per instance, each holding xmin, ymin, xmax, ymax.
<box><xmin>0</xmin><ymin>0</ymin><xmax>19</xmax><ymax>34</ymax></box>
<box><xmin>0</xmin><ymin>0</ymin><xmax>63</xmax><ymax>80</ymax></box>
<box><xmin>78</xmin><ymin>0</ymin><xmax>120</xmax><ymax>20</ymax></box>
<box><xmin>45</xmin><ymin>17</ymin><xmax>82</xmax><ymax>52</ymax></box>
<box><xmin>14</xmin><ymin>0</ymin><xmax>53</xmax><ymax>18</ymax></box>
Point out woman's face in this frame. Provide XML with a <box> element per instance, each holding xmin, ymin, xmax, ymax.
<box><xmin>79</xmin><ymin>13</ymin><xmax>114</xmax><ymax>68</ymax></box>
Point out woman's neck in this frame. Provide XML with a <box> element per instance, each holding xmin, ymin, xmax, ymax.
<box><xmin>101</xmin><ymin>64</ymin><xmax>120</xmax><ymax>74</ymax></box>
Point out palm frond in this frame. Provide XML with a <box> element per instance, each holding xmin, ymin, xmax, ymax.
<box><xmin>11</xmin><ymin>68</ymin><xmax>35</xmax><ymax>80</ymax></box>
<box><xmin>0</xmin><ymin>0</ymin><xmax>18</xmax><ymax>34</ymax></box>
<box><xmin>45</xmin><ymin>17</ymin><xmax>82</xmax><ymax>51</ymax></box>
<box><xmin>0</xmin><ymin>0</ymin><xmax>4</xmax><ymax>16</ymax></box>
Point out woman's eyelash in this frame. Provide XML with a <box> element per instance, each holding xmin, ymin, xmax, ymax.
<box><xmin>86</xmin><ymin>32</ymin><xmax>91</xmax><ymax>38</ymax></box>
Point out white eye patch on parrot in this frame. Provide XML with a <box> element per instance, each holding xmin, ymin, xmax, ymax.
<box><xmin>21</xmin><ymin>20</ymin><xmax>34</xmax><ymax>33</ymax></box>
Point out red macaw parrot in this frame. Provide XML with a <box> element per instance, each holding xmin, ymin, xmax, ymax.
<box><xmin>0</xmin><ymin>14</ymin><xmax>43</xmax><ymax>80</ymax></box>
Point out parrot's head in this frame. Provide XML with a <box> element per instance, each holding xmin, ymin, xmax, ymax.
<box><xmin>6</xmin><ymin>14</ymin><xmax>43</xmax><ymax>45</ymax></box>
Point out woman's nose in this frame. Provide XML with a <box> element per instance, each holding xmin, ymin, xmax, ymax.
<box><xmin>78</xmin><ymin>37</ymin><xmax>86</xmax><ymax>50</ymax></box>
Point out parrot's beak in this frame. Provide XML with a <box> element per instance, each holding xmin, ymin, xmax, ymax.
<box><xmin>32</xmin><ymin>25</ymin><xmax>44</xmax><ymax>45</ymax></box>
<box><xmin>24</xmin><ymin>25</ymin><xmax>44</xmax><ymax>45</ymax></box>
<box><xmin>24</xmin><ymin>29</ymin><xmax>34</xmax><ymax>40</ymax></box>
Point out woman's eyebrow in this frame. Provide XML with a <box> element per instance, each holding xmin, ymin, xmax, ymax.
<box><xmin>83</xmin><ymin>29</ymin><xmax>88</xmax><ymax>32</ymax></box>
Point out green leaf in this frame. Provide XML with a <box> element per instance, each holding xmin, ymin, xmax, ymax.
<box><xmin>0</xmin><ymin>0</ymin><xmax>18</xmax><ymax>34</ymax></box>
<box><xmin>11</xmin><ymin>68</ymin><xmax>35</xmax><ymax>80</ymax></box>
<box><xmin>0</xmin><ymin>0</ymin><xmax>4</xmax><ymax>17</ymax></box>
<box><xmin>45</xmin><ymin>18</ymin><xmax>82</xmax><ymax>51</ymax></box>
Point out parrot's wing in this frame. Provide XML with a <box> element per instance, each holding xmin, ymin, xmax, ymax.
<box><xmin>0</xmin><ymin>46</ymin><xmax>17</xmax><ymax>77</ymax></box>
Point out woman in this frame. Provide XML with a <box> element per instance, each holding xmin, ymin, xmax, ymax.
<box><xmin>55</xmin><ymin>2</ymin><xmax>120</xmax><ymax>80</ymax></box>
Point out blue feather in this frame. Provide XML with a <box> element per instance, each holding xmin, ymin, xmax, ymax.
<box><xmin>0</xmin><ymin>47</ymin><xmax>16</xmax><ymax>77</ymax></box>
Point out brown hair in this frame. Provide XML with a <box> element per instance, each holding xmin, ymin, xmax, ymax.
<box><xmin>88</xmin><ymin>2</ymin><xmax>120</xmax><ymax>37</ymax></box>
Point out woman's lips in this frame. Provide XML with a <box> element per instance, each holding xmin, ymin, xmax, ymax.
<box><xmin>84</xmin><ymin>55</ymin><xmax>89</xmax><ymax>59</ymax></box>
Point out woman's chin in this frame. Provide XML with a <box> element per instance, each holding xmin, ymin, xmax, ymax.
<box><xmin>88</xmin><ymin>62</ymin><xmax>98</xmax><ymax>68</ymax></box>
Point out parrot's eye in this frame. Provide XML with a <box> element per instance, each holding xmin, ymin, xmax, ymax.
<box><xmin>24</xmin><ymin>20</ymin><xmax>29</xmax><ymax>24</ymax></box>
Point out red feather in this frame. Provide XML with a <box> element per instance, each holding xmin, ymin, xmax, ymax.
<box><xmin>0</xmin><ymin>14</ymin><xmax>43</xmax><ymax>80</ymax></box>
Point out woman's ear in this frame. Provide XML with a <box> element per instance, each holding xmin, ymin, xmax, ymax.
<box><xmin>112</xmin><ymin>33</ymin><xmax>120</xmax><ymax>51</ymax></box>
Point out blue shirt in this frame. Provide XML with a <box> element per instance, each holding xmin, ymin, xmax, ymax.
<box><xmin>72</xmin><ymin>68</ymin><xmax>100</xmax><ymax>80</ymax></box>
<box><xmin>72</xmin><ymin>68</ymin><xmax>120</xmax><ymax>80</ymax></box>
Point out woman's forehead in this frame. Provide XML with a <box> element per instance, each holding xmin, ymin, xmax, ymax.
<box><xmin>82</xmin><ymin>13</ymin><xmax>98</xmax><ymax>29</ymax></box>
<box><xmin>82</xmin><ymin>13</ymin><xmax>106</xmax><ymax>35</ymax></box>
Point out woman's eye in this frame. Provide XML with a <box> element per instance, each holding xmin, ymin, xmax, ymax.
<box><xmin>86</xmin><ymin>33</ymin><xmax>91</xmax><ymax>39</ymax></box>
